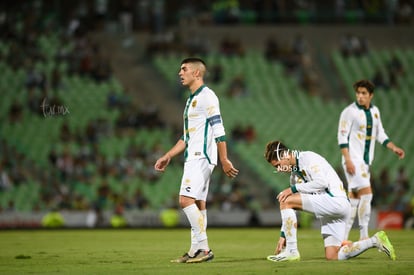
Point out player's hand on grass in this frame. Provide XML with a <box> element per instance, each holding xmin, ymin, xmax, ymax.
<box><xmin>275</xmin><ymin>237</ymin><xmax>286</xmax><ymax>254</ymax></box>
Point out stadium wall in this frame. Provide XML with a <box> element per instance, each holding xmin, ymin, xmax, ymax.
<box><xmin>0</xmin><ymin>209</ymin><xmax>381</xmax><ymax>229</ymax></box>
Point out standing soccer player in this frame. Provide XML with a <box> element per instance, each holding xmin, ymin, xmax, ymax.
<box><xmin>338</xmin><ymin>79</ymin><xmax>405</xmax><ymax>241</ymax></box>
<box><xmin>264</xmin><ymin>140</ymin><xmax>396</xmax><ymax>262</ymax></box>
<box><xmin>154</xmin><ymin>57</ymin><xmax>239</xmax><ymax>263</ymax></box>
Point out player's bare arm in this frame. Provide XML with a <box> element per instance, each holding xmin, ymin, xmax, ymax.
<box><xmin>217</xmin><ymin>141</ymin><xmax>239</xmax><ymax>178</ymax></box>
<box><xmin>340</xmin><ymin>147</ymin><xmax>355</xmax><ymax>175</ymax></box>
<box><xmin>154</xmin><ymin>139</ymin><xmax>186</xmax><ymax>172</ymax></box>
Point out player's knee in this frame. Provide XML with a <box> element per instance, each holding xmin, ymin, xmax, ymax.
<box><xmin>279</xmin><ymin>201</ymin><xmax>292</xmax><ymax>210</ymax></box>
<box><xmin>179</xmin><ymin>195</ymin><xmax>195</xmax><ymax>208</ymax></box>
<box><xmin>324</xmin><ymin>236</ymin><xmax>341</xmax><ymax>261</ymax></box>
<box><xmin>279</xmin><ymin>198</ymin><xmax>301</xmax><ymax>210</ymax></box>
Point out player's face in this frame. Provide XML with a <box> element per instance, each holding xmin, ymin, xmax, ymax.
<box><xmin>178</xmin><ymin>63</ymin><xmax>196</xmax><ymax>87</ymax></box>
<box><xmin>355</xmin><ymin>87</ymin><xmax>373</xmax><ymax>108</ymax></box>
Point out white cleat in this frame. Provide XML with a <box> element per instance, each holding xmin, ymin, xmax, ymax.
<box><xmin>267</xmin><ymin>250</ymin><xmax>301</xmax><ymax>262</ymax></box>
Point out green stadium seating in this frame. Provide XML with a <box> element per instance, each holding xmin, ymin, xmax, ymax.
<box><xmin>2</xmin><ymin>29</ymin><xmax>413</xmax><ymax>213</ymax></box>
<box><xmin>153</xmin><ymin>48</ymin><xmax>414</xmax><ymax>198</ymax></box>
<box><xmin>0</xmin><ymin>33</ymin><xmax>181</xmax><ymax>212</ymax></box>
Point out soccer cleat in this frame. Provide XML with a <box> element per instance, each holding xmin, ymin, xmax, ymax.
<box><xmin>186</xmin><ymin>249</ymin><xmax>214</xmax><ymax>263</ymax></box>
<box><xmin>267</xmin><ymin>250</ymin><xmax>300</xmax><ymax>262</ymax></box>
<box><xmin>374</xmin><ymin>231</ymin><xmax>396</xmax><ymax>260</ymax></box>
<box><xmin>170</xmin><ymin>253</ymin><xmax>191</xmax><ymax>263</ymax></box>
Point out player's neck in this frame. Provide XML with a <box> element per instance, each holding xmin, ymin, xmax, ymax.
<box><xmin>189</xmin><ymin>81</ymin><xmax>204</xmax><ymax>94</ymax></box>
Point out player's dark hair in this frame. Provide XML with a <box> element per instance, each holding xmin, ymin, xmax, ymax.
<box><xmin>181</xmin><ymin>57</ymin><xmax>207</xmax><ymax>68</ymax></box>
<box><xmin>353</xmin><ymin>79</ymin><xmax>375</xmax><ymax>94</ymax></box>
<box><xmin>264</xmin><ymin>140</ymin><xmax>289</xmax><ymax>163</ymax></box>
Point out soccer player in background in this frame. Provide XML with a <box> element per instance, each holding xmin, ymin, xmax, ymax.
<box><xmin>154</xmin><ymin>57</ymin><xmax>239</xmax><ymax>263</ymax></box>
<box><xmin>338</xmin><ymin>79</ymin><xmax>405</xmax><ymax>241</ymax></box>
<box><xmin>264</xmin><ymin>140</ymin><xmax>396</xmax><ymax>262</ymax></box>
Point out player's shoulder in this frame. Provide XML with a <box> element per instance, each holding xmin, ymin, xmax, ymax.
<box><xmin>297</xmin><ymin>151</ymin><xmax>315</xmax><ymax>164</ymax></box>
<box><xmin>299</xmin><ymin>151</ymin><xmax>327</xmax><ymax>164</ymax></box>
<box><xmin>370</xmin><ymin>104</ymin><xmax>380</xmax><ymax>112</ymax></box>
<box><xmin>347</xmin><ymin>102</ymin><xmax>359</xmax><ymax>110</ymax></box>
<box><xmin>340</xmin><ymin>102</ymin><xmax>359</xmax><ymax>117</ymax></box>
<box><xmin>201</xmin><ymin>85</ymin><xmax>216</xmax><ymax>96</ymax></box>
<box><xmin>340</xmin><ymin>102</ymin><xmax>356</xmax><ymax>112</ymax></box>
<box><xmin>300</xmin><ymin>151</ymin><xmax>321</xmax><ymax>159</ymax></box>
<box><xmin>198</xmin><ymin>85</ymin><xmax>219</xmax><ymax>101</ymax></box>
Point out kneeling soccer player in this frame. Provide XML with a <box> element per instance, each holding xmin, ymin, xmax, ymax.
<box><xmin>264</xmin><ymin>140</ymin><xmax>396</xmax><ymax>262</ymax></box>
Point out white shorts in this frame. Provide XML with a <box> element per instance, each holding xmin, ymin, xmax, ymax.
<box><xmin>179</xmin><ymin>158</ymin><xmax>214</xmax><ymax>201</ymax></box>
<box><xmin>301</xmin><ymin>193</ymin><xmax>351</xmax><ymax>247</ymax></box>
<box><xmin>343</xmin><ymin>161</ymin><xmax>371</xmax><ymax>192</ymax></box>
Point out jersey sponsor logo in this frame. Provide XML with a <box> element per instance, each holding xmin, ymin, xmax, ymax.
<box><xmin>359</xmin><ymin>163</ymin><xmax>369</xmax><ymax>178</ymax></box>
<box><xmin>296</xmin><ymin>177</ymin><xmax>304</xmax><ymax>183</ymax></box>
<box><xmin>184</xmin><ymin>178</ymin><xmax>191</xmax><ymax>192</ymax></box>
<box><xmin>310</xmin><ymin>165</ymin><xmax>320</xmax><ymax>174</ymax></box>
<box><xmin>207</xmin><ymin>106</ymin><xmax>215</xmax><ymax>116</ymax></box>
<box><xmin>184</xmin><ymin>127</ymin><xmax>196</xmax><ymax>134</ymax></box>
<box><xmin>207</xmin><ymin>106</ymin><xmax>217</xmax><ymax>116</ymax></box>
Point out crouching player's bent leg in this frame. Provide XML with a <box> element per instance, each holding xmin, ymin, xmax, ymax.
<box><xmin>338</xmin><ymin>231</ymin><xmax>396</xmax><ymax>260</ymax></box>
<box><xmin>267</xmin><ymin>208</ymin><xmax>301</xmax><ymax>262</ymax></box>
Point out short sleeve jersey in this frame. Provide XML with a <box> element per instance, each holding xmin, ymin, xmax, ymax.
<box><xmin>337</xmin><ymin>102</ymin><xmax>389</xmax><ymax>165</ymax></box>
<box><xmin>290</xmin><ymin>151</ymin><xmax>347</xmax><ymax>198</ymax></box>
<box><xmin>182</xmin><ymin>85</ymin><xmax>226</xmax><ymax>165</ymax></box>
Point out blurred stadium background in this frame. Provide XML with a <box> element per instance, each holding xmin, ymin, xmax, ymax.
<box><xmin>0</xmin><ymin>0</ymin><xmax>413</xmax><ymax>229</ymax></box>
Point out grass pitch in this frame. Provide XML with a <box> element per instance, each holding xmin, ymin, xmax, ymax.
<box><xmin>0</xmin><ymin>228</ymin><xmax>413</xmax><ymax>274</ymax></box>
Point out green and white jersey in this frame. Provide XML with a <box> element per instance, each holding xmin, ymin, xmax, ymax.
<box><xmin>182</xmin><ymin>85</ymin><xmax>226</xmax><ymax>165</ymax></box>
<box><xmin>290</xmin><ymin>151</ymin><xmax>347</xmax><ymax>198</ymax></box>
<box><xmin>337</xmin><ymin>102</ymin><xmax>389</xmax><ymax>165</ymax></box>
